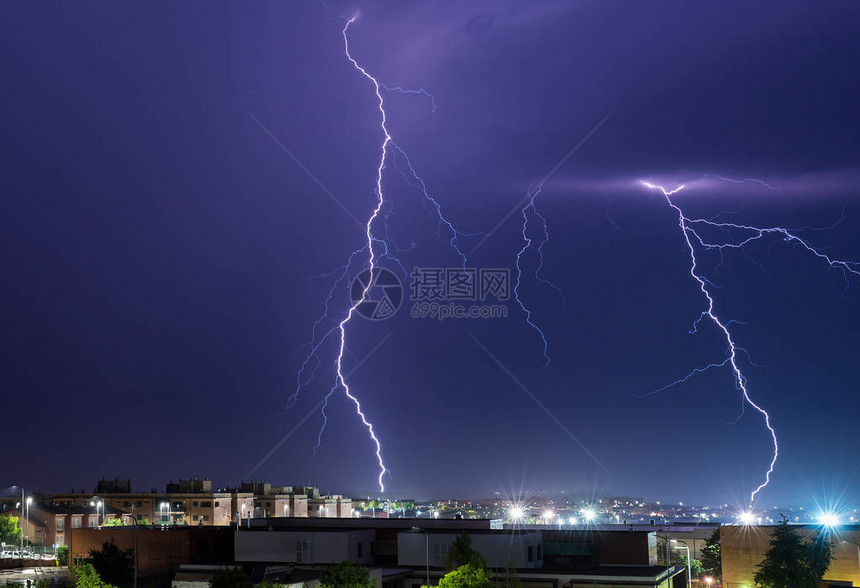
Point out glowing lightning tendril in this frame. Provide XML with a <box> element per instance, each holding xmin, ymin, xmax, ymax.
<box><xmin>514</xmin><ymin>186</ymin><xmax>561</xmax><ymax>367</ymax></box>
<box><xmin>641</xmin><ymin>179</ymin><xmax>860</xmax><ymax>503</ymax></box>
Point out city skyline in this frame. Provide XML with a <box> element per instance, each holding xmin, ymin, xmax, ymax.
<box><xmin>2</xmin><ymin>1</ymin><xmax>859</xmax><ymax>507</ymax></box>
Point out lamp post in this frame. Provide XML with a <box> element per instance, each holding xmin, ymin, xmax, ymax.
<box><xmin>17</xmin><ymin>487</ymin><xmax>24</xmax><ymax>559</ymax></box>
<box><xmin>25</xmin><ymin>496</ymin><xmax>32</xmax><ymax>552</ymax></box>
<box><xmin>411</xmin><ymin>527</ymin><xmax>429</xmax><ymax>587</ymax></box>
<box><xmin>671</xmin><ymin>540</ymin><xmax>692</xmax><ymax>588</ymax></box>
<box><xmin>127</xmin><ymin>513</ymin><xmax>139</xmax><ymax>588</ymax></box>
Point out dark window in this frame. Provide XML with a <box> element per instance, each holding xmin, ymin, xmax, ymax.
<box><xmin>537</xmin><ymin>545</ymin><xmax>542</xmax><ymax>560</ymax></box>
<box><xmin>528</xmin><ymin>546</ymin><xmax>534</xmax><ymax>562</ymax></box>
<box><xmin>297</xmin><ymin>540</ymin><xmax>314</xmax><ymax>563</ymax></box>
<box><xmin>358</xmin><ymin>543</ymin><xmax>363</xmax><ymax>558</ymax></box>
<box><xmin>192</xmin><ymin>502</ymin><xmax>199</xmax><ymax>508</ymax></box>
<box><xmin>214</xmin><ymin>502</ymin><xmax>220</xmax><ymax>507</ymax></box>
<box><xmin>201</xmin><ymin>501</ymin><xmax>212</xmax><ymax>507</ymax></box>
<box><xmin>193</xmin><ymin>515</ymin><xmax>199</xmax><ymax>521</ymax></box>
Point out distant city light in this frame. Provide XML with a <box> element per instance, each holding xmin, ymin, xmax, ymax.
<box><xmin>543</xmin><ymin>509</ymin><xmax>554</xmax><ymax>522</ymax></box>
<box><xmin>582</xmin><ymin>508</ymin><xmax>596</xmax><ymax>522</ymax></box>
<box><xmin>568</xmin><ymin>517</ymin><xmax>577</xmax><ymax>525</ymax></box>
<box><xmin>509</xmin><ymin>506</ymin><xmax>524</xmax><ymax>521</ymax></box>
<box><xmin>738</xmin><ymin>510</ymin><xmax>756</xmax><ymax>525</ymax></box>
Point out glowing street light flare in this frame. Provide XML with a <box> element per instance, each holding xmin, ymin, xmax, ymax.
<box><xmin>582</xmin><ymin>508</ymin><xmax>596</xmax><ymax>522</ymax></box>
<box><xmin>738</xmin><ymin>511</ymin><xmax>756</xmax><ymax>526</ymax></box>
<box><xmin>819</xmin><ymin>512</ymin><xmax>840</xmax><ymax>527</ymax></box>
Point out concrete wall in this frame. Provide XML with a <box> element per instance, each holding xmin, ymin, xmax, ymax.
<box><xmin>234</xmin><ymin>529</ymin><xmax>376</xmax><ymax>566</ymax></box>
<box><xmin>721</xmin><ymin>525</ymin><xmax>860</xmax><ymax>588</ymax></box>
<box><xmin>397</xmin><ymin>531</ymin><xmax>543</xmax><ymax>569</ymax></box>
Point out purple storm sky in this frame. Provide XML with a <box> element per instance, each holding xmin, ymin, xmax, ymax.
<box><xmin>2</xmin><ymin>0</ymin><xmax>859</xmax><ymax>508</ymax></box>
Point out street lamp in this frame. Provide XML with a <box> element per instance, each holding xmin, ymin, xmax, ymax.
<box><xmin>411</xmin><ymin>527</ymin><xmax>430</xmax><ymax>587</ymax></box>
<box><xmin>738</xmin><ymin>510</ymin><xmax>756</xmax><ymax>526</ymax></box>
<box><xmin>582</xmin><ymin>508</ymin><xmax>596</xmax><ymax>523</ymax></box>
<box><xmin>671</xmin><ymin>540</ymin><xmax>692</xmax><ymax>588</ymax></box>
<box><xmin>160</xmin><ymin>502</ymin><xmax>171</xmax><ymax>526</ymax></box>
<box><xmin>25</xmin><ymin>497</ymin><xmax>32</xmax><ymax>550</ymax></box>
<box><xmin>90</xmin><ymin>500</ymin><xmax>104</xmax><ymax>527</ymax></box>
<box><xmin>819</xmin><ymin>512</ymin><xmax>840</xmax><ymax>528</ymax></box>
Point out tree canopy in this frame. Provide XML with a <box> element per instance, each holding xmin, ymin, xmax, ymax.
<box><xmin>86</xmin><ymin>541</ymin><xmax>134</xmax><ymax>585</ymax></box>
<box><xmin>319</xmin><ymin>561</ymin><xmax>375</xmax><ymax>588</ymax></box>
<box><xmin>424</xmin><ymin>564</ymin><xmax>492</xmax><ymax>588</ymax></box>
<box><xmin>754</xmin><ymin>516</ymin><xmax>831</xmax><ymax>588</ymax></box>
<box><xmin>446</xmin><ymin>532</ymin><xmax>487</xmax><ymax>571</ymax></box>
<box><xmin>73</xmin><ymin>563</ymin><xmax>117</xmax><ymax>588</ymax></box>
<box><xmin>209</xmin><ymin>567</ymin><xmax>252</xmax><ymax>588</ymax></box>
<box><xmin>700</xmin><ymin>527</ymin><xmax>721</xmax><ymax>582</ymax></box>
<box><xmin>0</xmin><ymin>515</ymin><xmax>22</xmax><ymax>545</ymax></box>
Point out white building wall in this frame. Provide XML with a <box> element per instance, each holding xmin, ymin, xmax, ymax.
<box><xmin>234</xmin><ymin>530</ymin><xmax>376</xmax><ymax>566</ymax></box>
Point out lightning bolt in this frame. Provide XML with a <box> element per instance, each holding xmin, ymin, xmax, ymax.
<box><xmin>289</xmin><ymin>15</ymin><xmax>486</xmax><ymax>492</ymax></box>
<box><xmin>514</xmin><ymin>186</ymin><xmax>564</xmax><ymax>367</ymax></box>
<box><xmin>640</xmin><ymin>179</ymin><xmax>860</xmax><ymax>503</ymax></box>
<box><xmin>380</xmin><ymin>84</ymin><xmax>437</xmax><ymax>113</ymax></box>
<box><xmin>303</xmin><ymin>15</ymin><xmax>396</xmax><ymax>493</ymax></box>
<box><xmin>704</xmin><ymin>173</ymin><xmax>783</xmax><ymax>194</ymax></box>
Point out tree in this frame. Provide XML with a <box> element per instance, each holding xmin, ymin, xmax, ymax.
<box><xmin>424</xmin><ymin>564</ymin><xmax>492</xmax><ymax>588</ymax></box>
<box><xmin>102</xmin><ymin>518</ymin><xmax>124</xmax><ymax>527</ymax></box>
<box><xmin>753</xmin><ymin>516</ymin><xmax>832</xmax><ymax>588</ymax></box>
<box><xmin>57</xmin><ymin>545</ymin><xmax>70</xmax><ymax>566</ymax></box>
<box><xmin>700</xmin><ymin>527</ymin><xmax>721</xmax><ymax>582</ymax></box>
<box><xmin>679</xmin><ymin>554</ymin><xmax>703</xmax><ymax>578</ymax></box>
<box><xmin>318</xmin><ymin>561</ymin><xmax>375</xmax><ymax>588</ymax></box>
<box><xmin>73</xmin><ymin>563</ymin><xmax>117</xmax><ymax>588</ymax></box>
<box><xmin>446</xmin><ymin>532</ymin><xmax>487</xmax><ymax>571</ymax></box>
<box><xmin>209</xmin><ymin>568</ymin><xmax>252</xmax><ymax>588</ymax></box>
<box><xmin>0</xmin><ymin>515</ymin><xmax>22</xmax><ymax>545</ymax></box>
<box><xmin>86</xmin><ymin>541</ymin><xmax>134</xmax><ymax>585</ymax></box>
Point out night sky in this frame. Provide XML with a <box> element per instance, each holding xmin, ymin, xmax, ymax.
<box><xmin>3</xmin><ymin>1</ymin><xmax>859</xmax><ymax>510</ymax></box>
